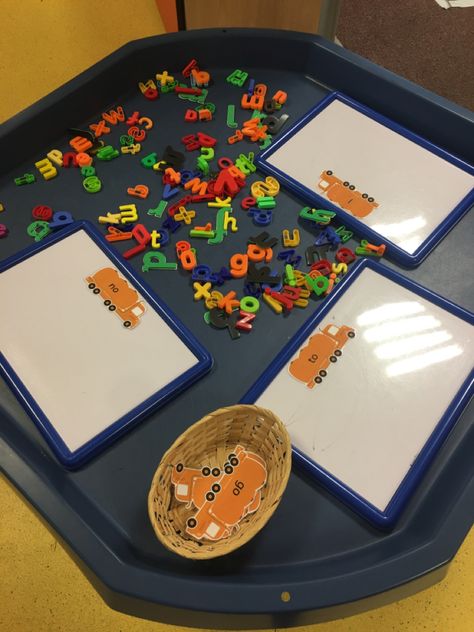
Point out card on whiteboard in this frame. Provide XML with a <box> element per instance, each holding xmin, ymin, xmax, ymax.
<box><xmin>241</xmin><ymin>260</ymin><xmax>474</xmax><ymax>527</ymax></box>
<box><xmin>257</xmin><ymin>92</ymin><xmax>474</xmax><ymax>267</ymax></box>
<box><xmin>0</xmin><ymin>221</ymin><xmax>212</xmax><ymax>468</ymax></box>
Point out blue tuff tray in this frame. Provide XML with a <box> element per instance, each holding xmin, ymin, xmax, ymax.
<box><xmin>1</xmin><ymin>29</ymin><xmax>473</xmax><ymax>629</ymax></box>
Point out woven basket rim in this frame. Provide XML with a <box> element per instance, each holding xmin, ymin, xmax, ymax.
<box><xmin>148</xmin><ymin>404</ymin><xmax>291</xmax><ymax>560</ymax></box>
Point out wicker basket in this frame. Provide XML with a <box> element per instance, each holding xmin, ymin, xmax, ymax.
<box><xmin>148</xmin><ymin>404</ymin><xmax>291</xmax><ymax>560</ymax></box>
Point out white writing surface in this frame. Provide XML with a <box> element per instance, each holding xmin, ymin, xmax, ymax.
<box><xmin>0</xmin><ymin>230</ymin><xmax>198</xmax><ymax>452</ymax></box>
<box><xmin>267</xmin><ymin>99</ymin><xmax>474</xmax><ymax>254</ymax></box>
<box><xmin>255</xmin><ymin>268</ymin><xmax>473</xmax><ymax>510</ymax></box>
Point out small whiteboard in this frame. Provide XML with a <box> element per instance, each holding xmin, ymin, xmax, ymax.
<box><xmin>0</xmin><ymin>222</ymin><xmax>212</xmax><ymax>468</ymax></box>
<box><xmin>241</xmin><ymin>260</ymin><xmax>474</xmax><ymax>527</ymax></box>
<box><xmin>257</xmin><ymin>92</ymin><xmax>474</xmax><ymax>267</ymax></box>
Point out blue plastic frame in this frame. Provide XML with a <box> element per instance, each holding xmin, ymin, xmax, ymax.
<box><xmin>241</xmin><ymin>258</ymin><xmax>474</xmax><ymax>528</ymax></box>
<box><xmin>0</xmin><ymin>220</ymin><xmax>213</xmax><ymax>469</ymax></box>
<box><xmin>257</xmin><ymin>92</ymin><xmax>474</xmax><ymax>268</ymax></box>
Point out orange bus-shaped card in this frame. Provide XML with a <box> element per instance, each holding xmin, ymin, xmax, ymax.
<box><xmin>289</xmin><ymin>324</ymin><xmax>355</xmax><ymax>388</ymax></box>
<box><xmin>85</xmin><ymin>267</ymin><xmax>146</xmax><ymax>329</ymax></box>
<box><xmin>171</xmin><ymin>445</ymin><xmax>267</xmax><ymax>541</ymax></box>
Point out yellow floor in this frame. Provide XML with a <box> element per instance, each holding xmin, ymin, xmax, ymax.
<box><xmin>0</xmin><ymin>2</ymin><xmax>473</xmax><ymax>630</ymax></box>
<box><xmin>1</xmin><ymin>476</ymin><xmax>473</xmax><ymax>632</ymax></box>
<box><xmin>0</xmin><ymin>0</ymin><xmax>165</xmax><ymax>124</ymax></box>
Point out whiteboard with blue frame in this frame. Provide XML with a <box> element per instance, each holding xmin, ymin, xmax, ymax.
<box><xmin>241</xmin><ymin>260</ymin><xmax>474</xmax><ymax>527</ymax></box>
<box><xmin>257</xmin><ymin>92</ymin><xmax>474</xmax><ymax>267</ymax></box>
<box><xmin>0</xmin><ymin>221</ymin><xmax>212</xmax><ymax>469</ymax></box>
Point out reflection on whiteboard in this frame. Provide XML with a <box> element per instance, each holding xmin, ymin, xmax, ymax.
<box><xmin>0</xmin><ymin>230</ymin><xmax>200</xmax><ymax>453</ymax></box>
<box><xmin>266</xmin><ymin>98</ymin><xmax>474</xmax><ymax>254</ymax></box>
<box><xmin>254</xmin><ymin>268</ymin><xmax>474</xmax><ymax>511</ymax></box>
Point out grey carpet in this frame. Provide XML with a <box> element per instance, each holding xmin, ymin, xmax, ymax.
<box><xmin>336</xmin><ymin>0</ymin><xmax>474</xmax><ymax>111</ymax></box>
